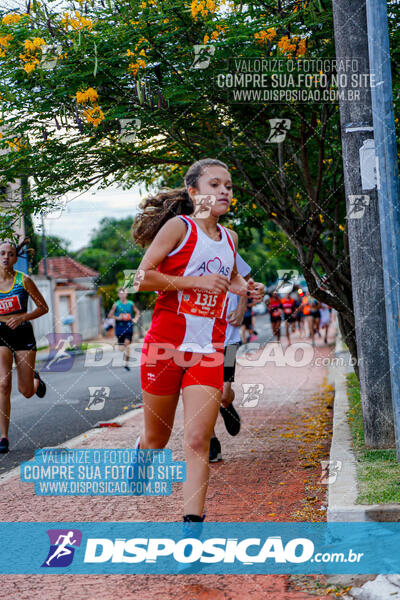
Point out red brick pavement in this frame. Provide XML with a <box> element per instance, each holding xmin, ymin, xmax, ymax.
<box><xmin>0</xmin><ymin>330</ymin><xmax>343</xmax><ymax>599</ymax></box>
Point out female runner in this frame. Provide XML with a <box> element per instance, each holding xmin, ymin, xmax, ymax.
<box><xmin>131</xmin><ymin>158</ymin><xmax>264</xmax><ymax>523</ymax></box>
<box><xmin>267</xmin><ymin>291</ymin><xmax>282</xmax><ymax>342</ymax></box>
<box><xmin>0</xmin><ymin>239</ymin><xmax>49</xmax><ymax>453</ymax></box>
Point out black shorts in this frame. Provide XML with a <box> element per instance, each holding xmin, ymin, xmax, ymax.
<box><xmin>283</xmin><ymin>313</ymin><xmax>295</xmax><ymax>323</ymax></box>
<box><xmin>242</xmin><ymin>315</ymin><xmax>252</xmax><ymax>329</ymax></box>
<box><xmin>270</xmin><ymin>315</ymin><xmax>281</xmax><ymax>323</ymax></box>
<box><xmin>116</xmin><ymin>326</ymin><xmax>133</xmax><ymax>343</ymax></box>
<box><xmin>310</xmin><ymin>310</ymin><xmax>321</xmax><ymax>319</ymax></box>
<box><xmin>223</xmin><ymin>342</ymin><xmax>240</xmax><ymax>382</ymax></box>
<box><xmin>0</xmin><ymin>321</ymin><xmax>37</xmax><ymax>352</ymax></box>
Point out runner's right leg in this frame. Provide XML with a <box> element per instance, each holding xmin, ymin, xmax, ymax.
<box><xmin>0</xmin><ymin>347</ymin><xmax>13</xmax><ymax>439</ymax></box>
<box><xmin>139</xmin><ymin>390</ymin><xmax>180</xmax><ymax>449</ymax></box>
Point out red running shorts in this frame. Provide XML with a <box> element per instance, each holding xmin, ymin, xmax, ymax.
<box><xmin>140</xmin><ymin>341</ymin><xmax>224</xmax><ymax>396</ymax></box>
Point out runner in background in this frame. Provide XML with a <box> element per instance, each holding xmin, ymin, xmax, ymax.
<box><xmin>281</xmin><ymin>292</ymin><xmax>295</xmax><ymax>345</ymax></box>
<box><xmin>108</xmin><ymin>288</ymin><xmax>140</xmax><ymax>371</ymax></box>
<box><xmin>240</xmin><ymin>297</ymin><xmax>257</xmax><ymax>343</ymax></box>
<box><xmin>319</xmin><ymin>302</ymin><xmax>331</xmax><ymax>344</ymax></box>
<box><xmin>301</xmin><ymin>291</ymin><xmax>313</xmax><ymax>338</ymax></box>
<box><xmin>0</xmin><ymin>239</ymin><xmax>48</xmax><ymax>454</ymax></box>
<box><xmin>267</xmin><ymin>291</ymin><xmax>282</xmax><ymax>342</ymax></box>
<box><xmin>309</xmin><ymin>296</ymin><xmax>321</xmax><ymax>346</ymax></box>
<box><xmin>131</xmin><ymin>158</ymin><xmax>265</xmax><ymax>525</ymax></box>
<box><xmin>209</xmin><ymin>253</ymin><xmax>251</xmax><ymax>463</ymax></box>
<box><xmin>293</xmin><ymin>290</ymin><xmax>304</xmax><ymax>337</ymax></box>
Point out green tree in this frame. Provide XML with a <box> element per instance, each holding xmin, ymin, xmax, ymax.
<box><xmin>1</xmin><ymin>0</ymin><xmax>398</xmax><ymax>362</ymax></box>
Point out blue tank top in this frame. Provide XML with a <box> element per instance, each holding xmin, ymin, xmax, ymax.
<box><xmin>114</xmin><ymin>300</ymin><xmax>134</xmax><ymax>317</ymax></box>
<box><xmin>0</xmin><ymin>271</ymin><xmax>29</xmax><ymax>315</ymax></box>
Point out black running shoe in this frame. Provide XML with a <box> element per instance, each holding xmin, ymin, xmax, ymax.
<box><xmin>209</xmin><ymin>437</ymin><xmax>222</xmax><ymax>462</ymax></box>
<box><xmin>220</xmin><ymin>403</ymin><xmax>241</xmax><ymax>436</ymax></box>
<box><xmin>34</xmin><ymin>370</ymin><xmax>46</xmax><ymax>398</ymax></box>
<box><xmin>124</xmin><ymin>365</ymin><xmax>130</xmax><ymax>371</ymax></box>
<box><xmin>0</xmin><ymin>438</ymin><xmax>9</xmax><ymax>453</ymax></box>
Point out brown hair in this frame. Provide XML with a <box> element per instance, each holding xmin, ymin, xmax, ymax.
<box><xmin>0</xmin><ymin>237</ymin><xmax>32</xmax><ymax>258</ymax></box>
<box><xmin>131</xmin><ymin>158</ymin><xmax>229</xmax><ymax>248</ymax></box>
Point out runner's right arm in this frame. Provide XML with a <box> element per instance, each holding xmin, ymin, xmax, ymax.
<box><xmin>108</xmin><ymin>303</ymin><xmax>123</xmax><ymax>320</ymax></box>
<box><xmin>135</xmin><ymin>217</ymin><xmax>230</xmax><ymax>294</ymax></box>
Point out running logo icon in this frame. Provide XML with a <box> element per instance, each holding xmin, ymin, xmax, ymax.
<box><xmin>42</xmin><ymin>333</ymin><xmax>82</xmax><ymax>372</ymax></box>
<box><xmin>190</xmin><ymin>45</ymin><xmax>215</xmax><ymax>69</ymax></box>
<box><xmin>240</xmin><ymin>383</ymin><xmax>264</xmax><ymax>408</ymax></box>
<box><xmin>42</xmin><ymin>529</ymin><xmax>82</xmax><ymax>568</ymax></box>
<box><xmin>86</xmin><ymin>386</ymin><xmax>110</xmax><ymax>410</ymax></box>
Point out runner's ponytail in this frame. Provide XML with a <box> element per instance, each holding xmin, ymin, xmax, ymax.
<box><xmin>132</xmin><ymin>187</ymin><xmax>193</xmax><ymax>248</ymax></box>
<box><xmin>132</xmin><ymin>157</ymin><xmax>228</xmax><ymax>247</ymax></box>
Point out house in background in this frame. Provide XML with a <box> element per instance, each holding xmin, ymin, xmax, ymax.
<box><xmin>32</xmin><ymin>256</ymin><xmax>101</xmax><ymax>341</ymax></box>
<box><xmin>0</xmin><ymin>178</ymin><xmax>29</xmax><ymax>273</ymax></box>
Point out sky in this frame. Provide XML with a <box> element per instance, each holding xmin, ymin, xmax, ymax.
<box><xmin>32</xmin><ymin>183</ymin><xmax>144</xmax><ymax>250</ymax></box>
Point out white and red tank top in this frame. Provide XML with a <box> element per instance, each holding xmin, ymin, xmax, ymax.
<box><xmin>145</xmin><ymin>215</ymin><xmax>236</xmax><ymax>353</ymax></box>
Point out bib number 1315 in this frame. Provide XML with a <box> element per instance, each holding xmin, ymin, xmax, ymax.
<box><xmin>178</xmin><ymin>288</ymin><xmax>227</xmax><ymax>318</ymax></box>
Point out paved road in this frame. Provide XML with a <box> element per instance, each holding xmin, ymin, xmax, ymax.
<box><xmin>0</xmin><ymin>314</ymin><xmax>275</xmax><ymax>475</ymax></box>
<box><xmin>0</xmin><ymin>351</ymin><xmax>143</xmax><ymax>475</ymax></box>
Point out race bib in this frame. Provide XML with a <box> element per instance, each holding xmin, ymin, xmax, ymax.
<box><xmin>272</xmin><ymin>308</ymin><xmax>281</xmax><ymax>318</ymax></box>
<box><xmin>284</xmin><ymin>307</ymin><xmax>292</xmax><ymax>314</ymax></box>
<box><xmin>0</xmin><ymin>295</ymin><xmax>21</xmax><ymax>315</ymax></box>
<box><xmin>178</xmin><ymin>288</ymin><xmax>227</xmax><ymax>318</ymax></box>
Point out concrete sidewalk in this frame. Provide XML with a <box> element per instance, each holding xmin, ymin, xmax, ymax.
<box><xmin>0</xmin><ymin>330</ymin><xmax>342</xmax><ymax>599</ymax></box>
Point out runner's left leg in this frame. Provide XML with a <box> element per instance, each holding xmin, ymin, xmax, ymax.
<box><xmin>0</xmin><ymin>347</ymin><xmax>13</xmax><ymax>438</ymax></box>
<box><xmin>14</xmin><ymin>350</ymin><xmax>39</xmax><ymax>397</ymax></box>
<box><xmin>183</xmin><ymin>384</ymin><xmax>221</xmax><ymax>516</ymax></box>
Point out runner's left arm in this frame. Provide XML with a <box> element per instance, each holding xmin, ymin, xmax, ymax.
<box><xmin>227</xmin><ymin>231</ymin><xmax>265</xmax><ymax>303</ymax></box>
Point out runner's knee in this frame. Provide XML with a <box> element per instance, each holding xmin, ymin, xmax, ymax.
<box><xmin>0</xmin><ymin>378</ymin><xmax>12</xmax><ymax>397</ymax></box>
<box><xmin>185</xmin><ymin>429</ymin><xmax>210</xmax><ymax>455</ymax></box>
<box><xmin>18</xmin><ymin>383</ymin><xmax>35</xmax><ymax>398</ymax></box>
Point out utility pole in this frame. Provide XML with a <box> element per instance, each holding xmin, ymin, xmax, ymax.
<box><xmin>366</xmin><ymin>0</ymin><xmax>400</xmax><ymax>458</ymax></box>
<box><xmin>332</xmin><ymin>0</ymin><xmax>395</xmax><ymax>447</ymax></box>
<box><xmin>41</xmin><ymin>213</ymin><xmax>48</xmax><ymax>277</ymax></box>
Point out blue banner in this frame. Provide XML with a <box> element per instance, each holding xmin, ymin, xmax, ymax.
<box><xmin>1</xmin><ymin>522</ymin><xmax>400</xmax><ymax>574</ymax></box>
<box><xmin>20</xmin><ymin>449</ymin><xmax>186</xmax><ymax>496</ymax></box>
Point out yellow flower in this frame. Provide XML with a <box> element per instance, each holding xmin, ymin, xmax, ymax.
<box><xmin>297</xmin><ymin>38</ymin><xmax>307</xmax><ymax>57</ymax></box>
<box><xmin>211</xmin><ymin>30</ymin><xmax>219</xmax><ymax>40</ymax></box>
<box><xmin>191</xmin><ymin>0</ymin><xmax>219</xmax><ymax>20</ymax></box>
<box><xmin>24</xmin><ymin>37</ymin><xmax>46</xmax><ymax>53</ymax></box>
<box><xmin>24</xmin><ymin>62</ymin><xmax>36</xmax><ymax>74</ymax></box>
<box><xmin>231</xmin><ymin>197</ymin><xmax>237</xmax><ymax>206</ymax></box>
<box><xmin>252</xmin><ymin>203</ymin><xmax>257</xmax><ymax>209</ymax></box>
<box><xmin>271</xmin><ymin>212</ymin><xmax>277</xmax><ymax>217</ymax></box>
<box><xmin>203</xmin><ymin>34</ymin><xmax>210</xmax><ymax>43</ymax></box>
<box><xmin>319</xmin><ymin>214</ymin><xmax>324</xmax><ymax>223</ymax></box>
<box><xmin>61</xmin><ymin>11</ymin><xmax>93</xmax><ymax>31</ymax></box>
<box><xmin>83</xmin><ymin>104</ymin><xmax>105</xmax><ymax>127</ymax></box>
<box><xmin>140</xmin><ymin>1</ymin><xmax>147</xmax><ymax>7</ymax></box>
<box><xmin>76</xmin><ymin>87</ymin><xmax>99</xmax><ymax>104</ymax></box>
<box><xmin>2</xmin><ymin>13</ymin><xmax>23</xmax><ymax>25</ymax></box>
<box><xmin>338</xmin><ymin>224</ymin><xmax>345</xmax><ymax>231</ymax></box>
<box><xmin>0</xmin><ymin>34</ymin><xmax>13</xmax><ymax>48</ymax></box>
<box><xmin>139</xmin><ymin>48</ymin><xmax>146</xmax><ymax>56</ymax></box>
<box><xmin>127</xmin><ymin>49</ymin><xmax>134</xmax><ymax>56</ymax></box>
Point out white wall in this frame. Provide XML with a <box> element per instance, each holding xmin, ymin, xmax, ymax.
<box><xmin>28</xmin><ymin>276</ymin><xmax>54</xmax><ymax>345</ymax></box>
<box><xmin>76</xmin><ymin>290</ymin><xmax>100</xmax><ymax>340</ymax></box>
